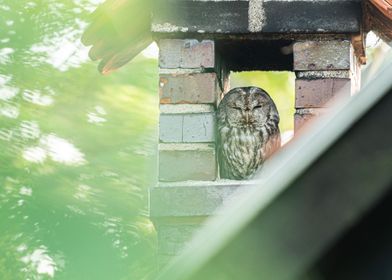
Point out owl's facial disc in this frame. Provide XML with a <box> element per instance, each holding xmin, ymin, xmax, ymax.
<box><xmin>228</xmin><ymin>102</ymin><xmax>266</xmax><ymax>127</ymax></box>
<box><xmin>220</xmin><ymin>86</ymin><xmax>278</xmax><ymax>128</ymax></box>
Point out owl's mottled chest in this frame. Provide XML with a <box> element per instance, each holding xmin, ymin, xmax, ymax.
<box><xmin>216</xmin><ymin>86</ymin><xmax>280</xmax><ymax>179</ymax></box>
<box><xmin>218</xmin><ymin>126</ymin><xmax>264</xmax><ymax>179</ymax></box>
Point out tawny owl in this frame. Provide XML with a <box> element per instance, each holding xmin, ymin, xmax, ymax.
<box><xmin>217</xmin><ymin>87</ymin><xmax>281</xmax><ymax>180</ymax></box>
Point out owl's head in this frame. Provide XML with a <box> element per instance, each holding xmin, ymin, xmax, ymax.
<box><xmin>218</xmin><ymin>87</ymin><xmax>279</xmax><ymax>128</ymax></box>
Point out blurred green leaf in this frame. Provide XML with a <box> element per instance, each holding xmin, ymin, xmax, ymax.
<box><xmin>0</xmin><ymin>1</ymin><xmax>158</xmax><ymax>279</ymax></box>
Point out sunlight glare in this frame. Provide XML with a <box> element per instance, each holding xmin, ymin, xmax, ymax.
<box><xmin>87</xmin><ymin>105</ymin><xmax>107</xmax><ymax>124</ymax></box>
<box><xmin>22</xmin><ymin>147</ymin><xmax>47</xmax><ymax>163</ymax></box>
<box><xmin>20</xmin><ymin>246</ymin><xmax>57</xmax><ymax>278</ymax></box>
<box><xmin>0</xmin><ymin>47</ymin><xmax>14</xmax><ymax>64</ymax></box>
<box><xmin>0</xmin><ymin>85</ymin><xmax>18</xmax><ymax>101</ymax></box>
<box><xmin>22</xmin><ymin>134</ymin><xmax>87</xmax><ymax>166</ymax></box>
<box><xmin>0</xmin><ymin>104</ymin><xmax>19</xmax><ymax>118</ymax></box>
<box><xmin>23</xmin><ymin>90</ymin><xmax>54</xmax><ymax>106</ymax></box>
<box><xmin>19</xmin><ymin>186</ymin><xmax>33</xmax><ymax>196</ymax></box>
<box><xmin>29</xmin><ymin>27</ymin><xmax>90</xmax><ymax>71</ymax></box>
<box><xmin>41</xmin><ymin>134</ymin><xmax>86</xmax><ymax>165</ymax></box>
<box><xmin>142</xmin><ymin>43</ymin><xmax>159</xmax><ymax>59</ymax></box>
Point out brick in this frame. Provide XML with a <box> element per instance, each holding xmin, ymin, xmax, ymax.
<box><xmin>159</xmin><ymin>73</ymin><xmax>219</xmax><ymax>104</ymax></box>
<box><xmin>159</xmin><ymin>39</ymin><xmax>215</xmax><ymax>69</ymax></box>
<box><xmin>294</xmin><ymin>40</ymin><xmax>351</xmax><ymax>71</ymax></box>
<box><xmin>183</xmin><ymin>113</ymin><xmax>215</xmax><ymax>142</ymax></box>
<box><xmin>159</xmin><ymin>114</ymin><xmax>183</xmax><ymax>142</ymax></box>
<box><xmin>294</xmin><ymin>112</ymin><xmax>314</xmax><ymax>131</ymax></box>
<box><xmin>159</xmin><ymin>105</ymin><xmax>216</xmax><ymax>143</ymax></box>
<box><xmin>159</xmin><ymin>143</ymin><xmax>216</xmax><ymax>181</ymax></box>
<box><xmin>156</xmin><ymin>224</ymin><xmax>201</xmax><ymax>255</ymax></box>
<box><xmin>151</xmin><ymin>181</ymin><xmax>254</xmax><ymax>260</ymax></box>
<box><xmin>159</xmin><ymin>112</ymin><xmax>215</xmax><ymax>143</ymax></box>
<box><xmin>294</xmin><ymin>108</ymin><xmax>327</xmax><ymax>131</ymax></box>
<box><xmin>150</xmin><ymin>181</ymin><xmax>252</xmax><ymax>217</ymax></box>
<box><xmin>295</xmin><ymin>79</ymin><xmax>352</xmax><ymax>108</ymax></box>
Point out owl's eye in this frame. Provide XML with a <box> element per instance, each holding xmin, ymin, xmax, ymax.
<box><xmin>253</xmin><ymin>105</ymin><xmax>262</xmax><ymax>109</ymax></box>
<box><xmin>232</xmin><ymin>106</ymin><xmax>242</xmax><ymax>110</ymax></box>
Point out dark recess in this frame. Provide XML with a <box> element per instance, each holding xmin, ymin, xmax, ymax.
<box><xmin>216</xmin><ymin>40</ymin><xmax>294</xmax><ymax>72</ymax></box>
<box><xmin>304</xmin><ymin>183</ymin><xmax>392</xmax><ymax>280</ymax></box>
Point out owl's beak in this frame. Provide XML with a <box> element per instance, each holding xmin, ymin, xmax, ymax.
<box><xmin>245</xmin><ymin>110</ymin><xmax>250</xmax><ymax>124</ymax></box>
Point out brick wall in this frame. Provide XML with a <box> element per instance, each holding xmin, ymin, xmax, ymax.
<box><xmin>151</xmin><ymin>37</ymin><xmax>362</xmax><ymax>268</ymax></box>
<box><xmin>157</xmin><ymin>39</ymin><xmax>226</xmax><ymax>182</ymax></box>
<box><xmin>151</xmin><ymin>39</ymin><xmax>230</xmax><ymax>266</ymax></box>
<box><xmin>293</xmin><ymin>40</ymin><xmax>361</xmax><ymax>131</ymax></box>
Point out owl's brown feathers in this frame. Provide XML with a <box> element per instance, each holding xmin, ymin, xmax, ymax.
<box><xmin>217</xmin><ymin>87</ymin><xmax>281</xmax><ymax>179</ymax></box>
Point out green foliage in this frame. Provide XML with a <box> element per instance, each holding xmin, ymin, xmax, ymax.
<box><xmin>0</xmin><ymin>1</ymin><xmax>158</xmax><ymax>279</ymax></box>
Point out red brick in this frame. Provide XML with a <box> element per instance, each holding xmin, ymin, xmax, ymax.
<box><xmin>159</xmin><ymin>73</ymin><xmax>219</xmax><ymax>104</ymax></box>
<box><xmin>295</xmin><ymin>79</ymin><xmax>351</xmax><ymax>108</ymax></box>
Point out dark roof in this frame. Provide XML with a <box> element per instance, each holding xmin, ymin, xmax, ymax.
<box><xmin>82</xmin><ymin>0</ymin><xmax>392</xmax><ymax>74</ymax></box>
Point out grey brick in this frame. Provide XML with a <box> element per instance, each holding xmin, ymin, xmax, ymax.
<box><xmin>159</xmin><ymin>113</ymin><xmax>215</xmax><ymax>143</ymax></box>
<box><xmin>183</xmin><ymin>113</ymin><xmax>215</xmax><ymax>142</ymax></box>
<box><xmin>159</xmin><ymin>39</ymin><xmax>215</xmax><ymax>69</ymax></box>
<box><xmin>159</xmin><ymin>143</ymin><xmax>216</xmax><ymax>181</ymax></box>
<box><xmin>159</xmin><ymin>73</ymin><xmax>218</xmax><ymax>104</ymax></box>
<box><xmin>159</xmin><ymin>114</ymin><xmax>183</xmax><ymax>142</ymax></box>
<box><xmin>156</xmin><ymin>224</ymin><xmax>201</xmax><ymax>255</ymax></box>
<box><xmin>159</xmin><ymin>105</ymin><xmax>216</xmax><ymax>143</ymax></box>
<box><xmin>294</xmin><ymin>40</ymin><xmax>351</xmax><ymax>71</ymax></box>
<box><xmin>150</xmin><ymin>181</ymin><xmax>252</xmax><ymax>217</ymax></box>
